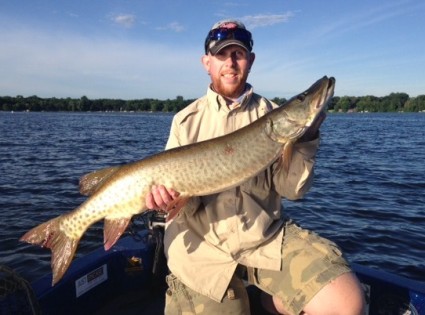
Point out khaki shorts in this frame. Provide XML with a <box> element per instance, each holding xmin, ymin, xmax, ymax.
<box><xmin>165</xmin><ymin>220</ymin><xmax>351</xmax><ymax>315</ymax></box>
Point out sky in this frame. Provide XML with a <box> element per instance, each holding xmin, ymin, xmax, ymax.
<box><xmin>1</xmin><ymin>0</ymin><xmax>424</xmax><ymax>100</ymax></box>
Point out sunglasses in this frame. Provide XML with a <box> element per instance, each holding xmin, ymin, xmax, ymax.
<box><xmin>204</xmin><ymin>28</ymin><xmax>253</xmax><ymax>53</ymax></box>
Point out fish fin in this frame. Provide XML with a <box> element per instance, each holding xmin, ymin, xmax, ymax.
<box><xmin>103</xmin><ymin>217</ymin><xmax>132</xmax><ymax>251</ymax></box>
<box><xmin>79</xmin><ymin>166</ymin><xmax>121</xmax><ymax>196</ymax></box>
<box><xmin>282</xmin><ymin>141</ymin><xmax>294</xmax><ymax>175</ymax></box>
<box><xmin>20</xmin><ymin>216</ymin><xmax>79</xmax><ymax>286</ymax></box>
<box><xmin>165</xmin><ymin>197</ymin><xmax>189</xmax><ymax>222</ymax></box>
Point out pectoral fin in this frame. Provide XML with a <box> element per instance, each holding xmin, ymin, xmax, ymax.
<box><xmin>282</xmin><ymin>141</ymin><xmax>294</xmax><ymax>175</ymax></box>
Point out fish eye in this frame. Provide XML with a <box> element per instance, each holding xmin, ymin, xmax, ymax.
<box><xmin>297</xmin><ymin>94</ymin><xmax>306</xmax><ymax>102</ymax></box>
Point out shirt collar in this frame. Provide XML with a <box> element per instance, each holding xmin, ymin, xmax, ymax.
<box><xmin>207</xmin><ymin>84</ymin><xmax>254</xmax><ymax>112</ymax></box>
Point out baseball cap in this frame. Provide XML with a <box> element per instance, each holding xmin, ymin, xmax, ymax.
<box><xmin>204</xmin><ymin>19</ymin><xmax>253</xmax><ymax>55</ymax></box>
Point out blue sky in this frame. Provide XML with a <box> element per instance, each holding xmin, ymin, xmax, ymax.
<box><xmin>1</xmin><ymin>0</ymin><xmax>424</xmax><ymax>100</ymax></box>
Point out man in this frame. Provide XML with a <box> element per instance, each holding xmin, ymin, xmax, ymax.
<box><xmin>146</xmin><ymin>20</ymin><xmax>365</xmax><ymax>315</ymax></box>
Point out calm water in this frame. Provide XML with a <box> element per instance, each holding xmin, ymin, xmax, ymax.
<box><xmin>0</xmin><ymin>111</ymin><xmax>424</xmax><ymax>284</ymax></box>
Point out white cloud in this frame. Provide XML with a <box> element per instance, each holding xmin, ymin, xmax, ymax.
<box><xmin>112</xmin><ymin>14</ymin><xmax>136</xmax><ymax>28</ymax></box>
<box><xmin>68</xmin><ymin>12</ymin><xmax>79</xmax><ymax>19</ymax></box>
<box><xmin>240</xmin><ymin>13</ymin><xmax>294</xmax><ymax>29</ymax></box>
<box><xmin>156</xmin><ymin>22</ymin><xmax>185</xmax><ymax>32</ymax></box>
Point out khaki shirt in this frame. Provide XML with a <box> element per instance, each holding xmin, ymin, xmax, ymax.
<box><xmin>164</xmin><ymin>84</ymin><xmax>320</xmax><ymax>302</ymax></box>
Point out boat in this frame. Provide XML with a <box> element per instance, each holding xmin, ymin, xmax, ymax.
<box><xmin>2</xmin><ymin>213</ymin><xmax>425</xmax><ymax>314</ymax></box>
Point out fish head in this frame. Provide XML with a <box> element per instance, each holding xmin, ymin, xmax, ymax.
<box><xmin>269</xmin><ymin>76</ymin><xmax>335</xmax><ymax>142</ymax></box>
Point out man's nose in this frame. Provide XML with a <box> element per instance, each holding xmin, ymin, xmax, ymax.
<box><xmin>224</xmin><ymin>52</ymin><xmax>237</xmax><ymax>66</ymax></box>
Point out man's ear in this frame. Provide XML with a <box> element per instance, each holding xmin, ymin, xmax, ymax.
<box><xmin>201</xmin><ymin>54</ymin><xmax>210</xmax><ymax>73</ymax></box>
<box><xmin>249</xmin><ymin>52</ymin><xmax>256</xmax><ymax>69</ymax></box>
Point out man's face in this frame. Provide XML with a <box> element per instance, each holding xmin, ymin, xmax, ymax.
<box><xmin>202</xmin><ymin>45</ymin><xmax>255</xmax><ymax>100</ymax></box>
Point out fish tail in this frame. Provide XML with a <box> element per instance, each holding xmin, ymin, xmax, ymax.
<box><xmin>20</xmin><ymin>216</ymin><xmax>80</xmax><ymax>285</ymax></box>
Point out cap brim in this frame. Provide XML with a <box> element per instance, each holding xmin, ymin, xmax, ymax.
<box><xmin>209</xmin><ymin>40</ymin><xmax>249</xmax><ymax>55</ymax></box>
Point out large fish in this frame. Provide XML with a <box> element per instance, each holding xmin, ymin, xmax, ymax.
<box><xmin>20</xmin><ymin>76</ymin><xmax>335</xmax><ymax>285</ymax></box>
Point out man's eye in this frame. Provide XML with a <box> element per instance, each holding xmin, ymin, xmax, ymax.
<box><xmin>236</xmin><ymin>50</ymin><xmax>248</xmax><ymax>59</ymax></box>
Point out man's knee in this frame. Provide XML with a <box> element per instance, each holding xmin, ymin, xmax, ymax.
<box><xmin>302</xmin><ymin>272</ymin><xmax>366</xmax><ymax>315</ymax></box>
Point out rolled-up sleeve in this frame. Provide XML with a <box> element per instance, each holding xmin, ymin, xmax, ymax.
<box><xmin>273</xmin><ymin>137</ymin><xmax>320</xmax><ymax>200</ymax></box>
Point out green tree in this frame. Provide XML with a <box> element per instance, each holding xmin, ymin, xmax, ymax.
<box><xmin>356</xmin><ymin>96</ymin><xmax>379</xmax><ymax>112</ymax></box>
<box><xmin>328</xmin><ymin>96</ymin><xmax>338</xmax><ymax>111</ymax></box>
<box><xmin>381</xmin><ymin>93</ymin><xmax>409</xmax><ymax>112</ymax></box>
<box><xmin>404</xmin><ymin>95</ymin><xmax>425</xmax><ymax>112</ymax></box>
<box><xmin>79</xmin><ymin>96</ymin><xmax>91</xmax><ymax>111</ymax></box>
<box><xmin>335</xmin><ymin>96</ymin><xmax>351</xmax><ymax>112</ymax></box>
<box><xmin>150</xmin><ymin>100</ymin><xmax>163</xmax><ymax>112</ymax></box>
<box><xmin>271</xmin><ymin>97</ymin><xmax>287</xmax><ymax>105</ymax></box>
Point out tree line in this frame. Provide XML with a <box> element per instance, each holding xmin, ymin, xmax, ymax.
<box><xmin>328</xmin><ymin>93</ymin><xmax>425</xmax><ymax>113</ymax></box>
<box><xmin>1</xmin><ymin>92</ymin><xmax>425</xmax><ymax>113</ymax></box>
<box><xmin>0</xmin><ymin>95</ymin><xmax>194</xmax><ymax>113</ymax></box>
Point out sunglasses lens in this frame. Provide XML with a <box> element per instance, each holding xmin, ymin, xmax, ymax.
<box><xmin>209</xmin><ymin>28</ymin><xmax>251</xmax><ymax>42</ymax></box>
<box><xmin>205</xmin><ymin>28</ymin><xmax>252</xmax><ymax>53</ymax></box>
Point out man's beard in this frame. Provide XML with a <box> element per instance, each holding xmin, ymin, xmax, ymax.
<box><xmin>212</xmin><ymin>75</ymin><xmax>247</xmax><ymax>99</ymax></box>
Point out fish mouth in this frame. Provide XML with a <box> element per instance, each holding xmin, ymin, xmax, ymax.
<box><xmin>316</xmin><ymin>76</ymin><xmax>335</xmax><ymax>110</ymax></box>
<box><xmin>326</xmin><ymin>77</ymin><xmax>336</xmax><ymax>98</ymax></box>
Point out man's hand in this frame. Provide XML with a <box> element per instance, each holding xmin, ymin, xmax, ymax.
<box><xmin>298</xmin><ymin>111</ymin><xmax>326</xmax><ymax>142</ymax></box>
<box><xmin>146</xmin><ymin>185</ymin><xmax>180</xmax><ymax>212</ymax></box>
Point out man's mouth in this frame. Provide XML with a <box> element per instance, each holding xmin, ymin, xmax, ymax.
<box><xmin>222</xmin><ymin>73</ymin><xmax>238</xmax><ymax>79</ymax></box>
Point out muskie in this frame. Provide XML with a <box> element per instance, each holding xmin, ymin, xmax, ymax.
<box><xmin>21</xmin><ymin>76</ymin><xmax>335</xmax><ymax>285</ymax></box>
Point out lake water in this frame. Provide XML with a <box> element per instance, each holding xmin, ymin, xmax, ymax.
<box><xmin>0</xmin><ymin>111</ymin><xmax>424</xmax><ymax>284</ymax></box>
